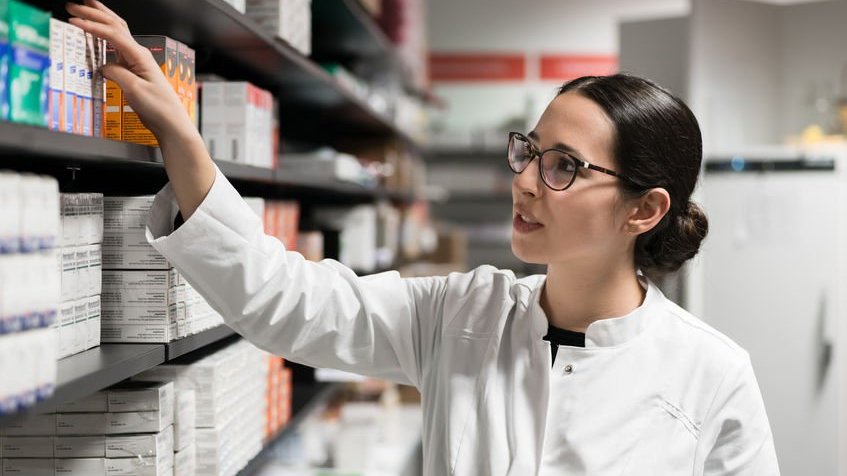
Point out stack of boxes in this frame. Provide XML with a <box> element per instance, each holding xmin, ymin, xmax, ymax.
<box><xmin>0</xmin><ymin>382</ymin><xmax>176</xmax><ymax>475</ymax></box>
<box><xmin>134</xmin><ymin>340</ymin><xmax>271</xmax><ymax>476</ymax></box>
<box><xmin>55</xmin><ymin>193</ymin><xmax>104</xmax><ymax>359</ymax></box>
<box><xmin>106</xmin><ymin>36</ymin><xmax>196</xmax><ymax>146</ymax></box>
<box><xmin>264</xmin><ymin>356</ymin><xmax>292</xmax><ymax>440</ymax></box>
<box><xmin>100</xmin><ymin>196</ymin><xmax>224</xmax><ymax>343</ymax></box>
<box><xmin>246</xmin><ymin>0</ymin><xmax>312</xmax><ymax>56</ymax></box>
<box><xmin>244</xmin><ymin>198</ymin><xmax>300</xmax><ymax>251</ymax></box>
<box><xmin>47</xmin><ymin>18</ymin><xmax>107</xmax><ymax>136</ymax></box>
<box><xmin>200</xmin><ymin>81</ymin><xmax>275</xmax><ymax>168</ymax></box>
<box><xmin>0</xmin><ymin>172</ymin><xmax>60</xmax><ymax>415</ymax></box>
<box><xmin>2</xmin><ymin>0</ymin><xmax>51</xmax><ymax>127</ymax></box>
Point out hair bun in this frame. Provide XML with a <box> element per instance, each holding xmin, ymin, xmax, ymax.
<box><xmin>636</xmin><ymin>201</ymin><xmax>709</xmax><ymax>277</ymax></box>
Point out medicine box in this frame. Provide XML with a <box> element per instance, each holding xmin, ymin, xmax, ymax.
<box><xmin>8</xmin><ymin>0</ymin><xmax>50</xmax><ymax>127</ymax></box>
<box><xmin>107</xmin><ymin>381</ymin><xmax>174</xmax><ymax>413</ymax></box>
<box><xmin>173</xmin><ymin>389</ymin><xmax>195</xmax><ymax>451</ymax></box>
<box><xmin>48</xmin><ymin>18</ymin><xmax>64</xmax><ymax>131</ymax></box>
<box><xmin>0</xmin><ymin>0</ymin><xmax>10</xmax><ymax>120</ymax></box>
<box><xmin>1</xmin><ymin>435</ymin><xmax>54</xmax><ymax>457</ymax></box>
<box><xmin>106</xmin><ymin>452</ymin><xmax>174</xmax><ymax>476</ymax></box>
<box><xmin>106</xmin><ymin>425</ymin><xmax>173</xmax><ymax>464</ymax></box>
<box><xmin>2</xmin><ymin>457</ymin><xmax>53</xmax><ymax>476</ymax></box>
<box><xmin>104</xmin><ymin>41</ymin><xmax>121</xmax><ymax>141</ymax></box>
<box><xmin>54</xmin><ymin>435</ymin><xmax>106</xmax><ymax>458</ymax></box>
<box><xmin>174</xmin><ymin>442</ymin><xmax>196</xmax><ymax>476</ymax></box>
<box><xmin>122</xmin><ymin>36</ymin><xmax>178</xmax><ymax>146</ymax></box>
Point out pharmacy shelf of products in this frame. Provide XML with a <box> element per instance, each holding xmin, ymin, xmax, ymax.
<box><xmin>31</xmin><ymin>0</ymin><xmax>429</xmax><ymax>148</ymax></box>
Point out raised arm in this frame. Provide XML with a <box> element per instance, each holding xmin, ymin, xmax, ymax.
<box><xmin>66</xmin><ymin>0</ymin><xmax>215</xmax><ymax>219</ymax></box>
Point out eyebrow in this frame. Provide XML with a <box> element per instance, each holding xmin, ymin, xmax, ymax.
<box><xmin>527</xmin><ymin>130</ymin><xmax>586</xmax><ymax>160</ymax></box>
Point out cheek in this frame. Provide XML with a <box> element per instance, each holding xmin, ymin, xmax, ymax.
<box><xmin>546</xmin><ymin>190</ymin><xmax>621</xmax><ymax>247</ymax></box>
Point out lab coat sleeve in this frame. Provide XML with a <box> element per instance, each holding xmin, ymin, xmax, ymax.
<box><xmin>701</xmin><ymin>354</ymin><xmax>780</xmax><ymax>475</ymax></box>
<box><xmin>145</xmin><ymin>168</ymin><xmax>447</xmax><ymax>388</ymax></box>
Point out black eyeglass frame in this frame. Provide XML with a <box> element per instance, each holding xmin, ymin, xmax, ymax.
<box><xmin>507</xmin><ymin>131</ymin><xmax>641</xmax><ymax>191</ymax></box>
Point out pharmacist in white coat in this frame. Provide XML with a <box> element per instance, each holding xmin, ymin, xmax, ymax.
<box><xmin>69</xmin><ymin>1</ymin><xmax>779</xmax><ymax>474</ymax></box>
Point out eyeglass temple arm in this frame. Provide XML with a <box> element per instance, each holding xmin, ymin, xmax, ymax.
<box><xmin>581</xmin><ymin>161</ymin><xmax>643</xmax><ymax>187</ymax></box>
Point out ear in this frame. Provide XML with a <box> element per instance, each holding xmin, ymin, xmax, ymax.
<box><xmin>624</xmin><ymin>188</ymin><xmax>671</xmax><ymax>235</ymax></box>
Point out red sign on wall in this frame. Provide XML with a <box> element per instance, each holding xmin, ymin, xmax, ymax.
<box><xmin>429</xmin><ymin>53</ymin><xmax>526</xmax><ymax>82</ymax></box>
<box><xmin>539</xmin><ymin>55</ymin><xmax>618</xmax><ymax>81</ymax></box>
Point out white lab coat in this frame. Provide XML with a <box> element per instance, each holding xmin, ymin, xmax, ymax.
<box><xmin>146</xmin><ymin>169</ymin><xmax>780</xmax><ymax>475</ymax></box>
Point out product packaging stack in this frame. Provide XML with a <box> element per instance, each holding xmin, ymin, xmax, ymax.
<box><xmin>245</xmin><ymin>0</ymin><xmax>312</xmax><ymax>56</ymax></box>
<box><xmin>264</xmin><ymin>355</ymin><xmax>292</xmax><ymax>441</ymax></box>
<box><xmin>0</xmin><ymin>381</ymin><xmax>176</xmax><ymax>475</ymax></box>
<box><xmin>100</xmin><ymin>196</ymin><xmax>224</xmax><ymax>343</ymax></box>
<box><xmin>105</xmin><ymin>36</ymin><xmax>196</xmax><ymax>146</ymax></box>
<box><xmin>0</xmin><ymin>172</ymin><xmax>60</xmax><ymax>415</ymax></box>
<box><xmin>55</xmin><ymin>193</ymin><xmax>104</xmax><ymax>359</ymax></box>
<box><xmin>200</xmin><ymin>81</ymin><xmax>275</xmax><ymax>168</ymax></box>
<box><xmin>1</xmin><ymin>0</ymin><xmax>51</xmax><ymax>127</ymax></box>
<box><xmin>48</xmin><ymin>17</ymin><xmax>108</xmax><ymax>137</ymax></box>
<box><xmin>314</xmin><ymin>205</ymin><xmax>379</xmax><ymax>272</ymax></box>
<box><xmin>133</xmin><ymin>340</ymin><xmax>270</xmax><ymax>476</ymax></box>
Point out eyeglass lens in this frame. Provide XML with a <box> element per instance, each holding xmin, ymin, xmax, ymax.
<box><xmin>508</xmin><ymin>134</ymin><xmax>577</xmax><ymax>190</ymax></box>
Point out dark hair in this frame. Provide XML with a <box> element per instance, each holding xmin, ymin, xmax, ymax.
<box><xmin>558</xmin><ymin>73</ymin><xmax>708</xmax><ymax>278</ymax></box>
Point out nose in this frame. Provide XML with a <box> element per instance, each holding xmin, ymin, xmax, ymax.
<box><xmin>513</xmin><ymin>156</ymin><xmax>541</xmax><ymax>198</ymax></box>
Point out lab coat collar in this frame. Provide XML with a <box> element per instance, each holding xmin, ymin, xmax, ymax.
<box><xmin>528</xmin><ymin>274</ymin><xmax>661</xmax><ymax>348</ymax></box>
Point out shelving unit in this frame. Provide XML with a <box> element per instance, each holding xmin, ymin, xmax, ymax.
<box><xmin>0</xmin><ymin>325</ymin><xmax>238</xmax><ymax>425</ymax></box>
<box><xmin>0</xmin><ymin>0</ymin><xmax>426</xmax><ymax>472</ymax></box>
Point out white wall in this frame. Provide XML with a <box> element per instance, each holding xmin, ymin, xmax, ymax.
<box><xmin>427</xmin><ymin>0</ymin><xmax>689</xmax><ymax>134</ymax></box>
<box><xmin>619</xmin><ymin>16</ymin><xmax>690</xmax><ymax>99</ymax></box>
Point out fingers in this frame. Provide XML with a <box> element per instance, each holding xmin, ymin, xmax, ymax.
<box><xmin>100</xmin><ymin>64</ymin><xmax>141</xmax><ymax>91</ymax></box>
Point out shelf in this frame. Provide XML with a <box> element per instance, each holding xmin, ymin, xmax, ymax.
<box><xmin>0</xmin><ymin>122</ymin><xmax>415</xmax><ymax>204</ymax></box>
<box><xmin>237</xmin><ymin>382</ymin><xmax>343</xmax><ymax>476</ymax></box>
<box><xmin>0</xmin><ymin>344</ymin><xmax>165</xmax><ymax>425</ymax></box>
<box><xmin>424</xmin><ymin>148</ymin><xmax>506</xmax><ymax>163</ymax></box>
<box><xmin>95</xmin><ymin>0</ymin><xmax>418</xmax><ymax>149</ymax></box>
<box><xmin>164</xmin><ymin>325</ymin><xmax>238</xmax><ymax>360</ymax></box>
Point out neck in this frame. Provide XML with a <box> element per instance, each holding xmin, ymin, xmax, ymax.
<box><xmin>541</xmin><ymin>256</ymin><xmax>646</xmax><ymax>333</ymax></box>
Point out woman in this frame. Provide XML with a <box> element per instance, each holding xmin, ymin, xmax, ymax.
<box><xmin>67</xmin><ymin>1</ymin><xmax>779</xmax><ymax>474</ymax></box>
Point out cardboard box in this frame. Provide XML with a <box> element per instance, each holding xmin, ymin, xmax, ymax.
<box><xmin>123</xmin><ymin>36</ymin><xmax>178</xmax><ymax>146</ymax></box>
<box><xmin>100</xmin><ymin>322</ymin><xmax>177</xmax><ymax>344</ymax></box>
<box><xmin>108</xmin><ymin>382</ymin><xmax>174</xmax><ymax>413</ymax></box>
<box><xmin>54</xmin><ymin>457</ymin><xmax>107</xmax><ymax>475</ymax></box>
<box><xmin>200</xmin><ymin>81</ymin><xmax>226</xmax><ymax>160</ymax></box>
<box><xmin>106</xmin><ymin>426</ymin><xmax>173</xmax><ymax>464</ymax></box>
<box><xmin>48</xmin><ymin>18</ymin><xmax>65</xmax><ymax>131</ymax></box>
<box><xmin>2</xmin><ymin>458</ymin><xmax>53</xmax><ymax>476</ymax></box>
<box><xmin>8</xmin><ymin>0</ymin><xmax>50</xmax><ymax>126</ymax></box>
<box><xmin>54</xmin><ymin>435</ymin><xmax>106</xmax><ymax>457</ymax></box>
<box><xmin>1</xmin><ymin>436</ymin><xmax>54</xmax><ymax>457</ymax></box>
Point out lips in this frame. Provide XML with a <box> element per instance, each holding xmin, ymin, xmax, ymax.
<box><xmin>513</xmin><ymin>206</ymin><xmax>544</xmax><ymax>233</ymax></box>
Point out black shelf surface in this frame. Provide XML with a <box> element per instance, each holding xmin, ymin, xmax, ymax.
<box><xmin>312</xmin><ymin>0</ymin><xmax>416</xmax><ymax>93</ymax></box>
<box><xmin>164</xmin><ymin>325</ymin><xmax>238</xmax><ymax>360</ymax></box>
<box><xmin>0</xmin><ymin>122</ymin><xmax>415</xmax><ymax>204</ymax></box>
<box><xmin>424</xmin><ymin>148</ymin><xmax>506</xmax><ymax>163</ymax></box>
<box><xmin>237</xmin><ymin>382</ymin><xmax>343</xmax><ymax>476</ymax></box>
<box><xmin>97</xmin><ymin>0</ymin><xmax>416</xmax><ymax>148</ymax></box>
<box><xmin>0</xmin><ymin>344</ymin><xmax>165</xmax><ymax>425</ymax></box>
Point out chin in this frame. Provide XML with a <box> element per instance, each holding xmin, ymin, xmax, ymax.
<box><xmin>511</xmin><ymin>238</ymin><xmax>548</xmax><ymax>265</ymax></box>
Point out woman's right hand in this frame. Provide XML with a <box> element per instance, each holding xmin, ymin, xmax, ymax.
<box><xmin>65</xmin><ymin>0</ymin><xmax>194</xmax><ymax>143</ymax></box>
<box><xmin>65</xmin><ymin>0</ymin><xmax>217</xmax><ymax>220</ymax></box>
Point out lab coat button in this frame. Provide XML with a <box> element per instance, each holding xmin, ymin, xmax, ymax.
<box><xmin>563</xmin><ymin>364</ymin><xmax>574</xmax><ymax>375</ymax></box>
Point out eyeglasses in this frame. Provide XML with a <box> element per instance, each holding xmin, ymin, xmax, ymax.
<box><xmin>507</xmin><ymin>131</ymin><xmax>638</xmax><ymax>191</ymax></box>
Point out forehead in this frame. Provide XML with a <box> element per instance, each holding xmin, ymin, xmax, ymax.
<box><xmin>532</xmin><ymin>91</ymin><xmax>616</xmax><ymax>166</ymax></box>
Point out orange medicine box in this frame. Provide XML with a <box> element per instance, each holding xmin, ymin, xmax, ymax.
<box><xmin>176</xmin><ymin>41</ymin><xmax>196</xmax><ymax>126</ymax></box>
<box><xmin>104</xmin><ymin>42</ymin><xmax>121</xmax><ymax>141</ymax></box>
<box><xmin>122</xmin><ymin>36</ymin><xmax>179</xmax><ymax>146</ymax></box>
